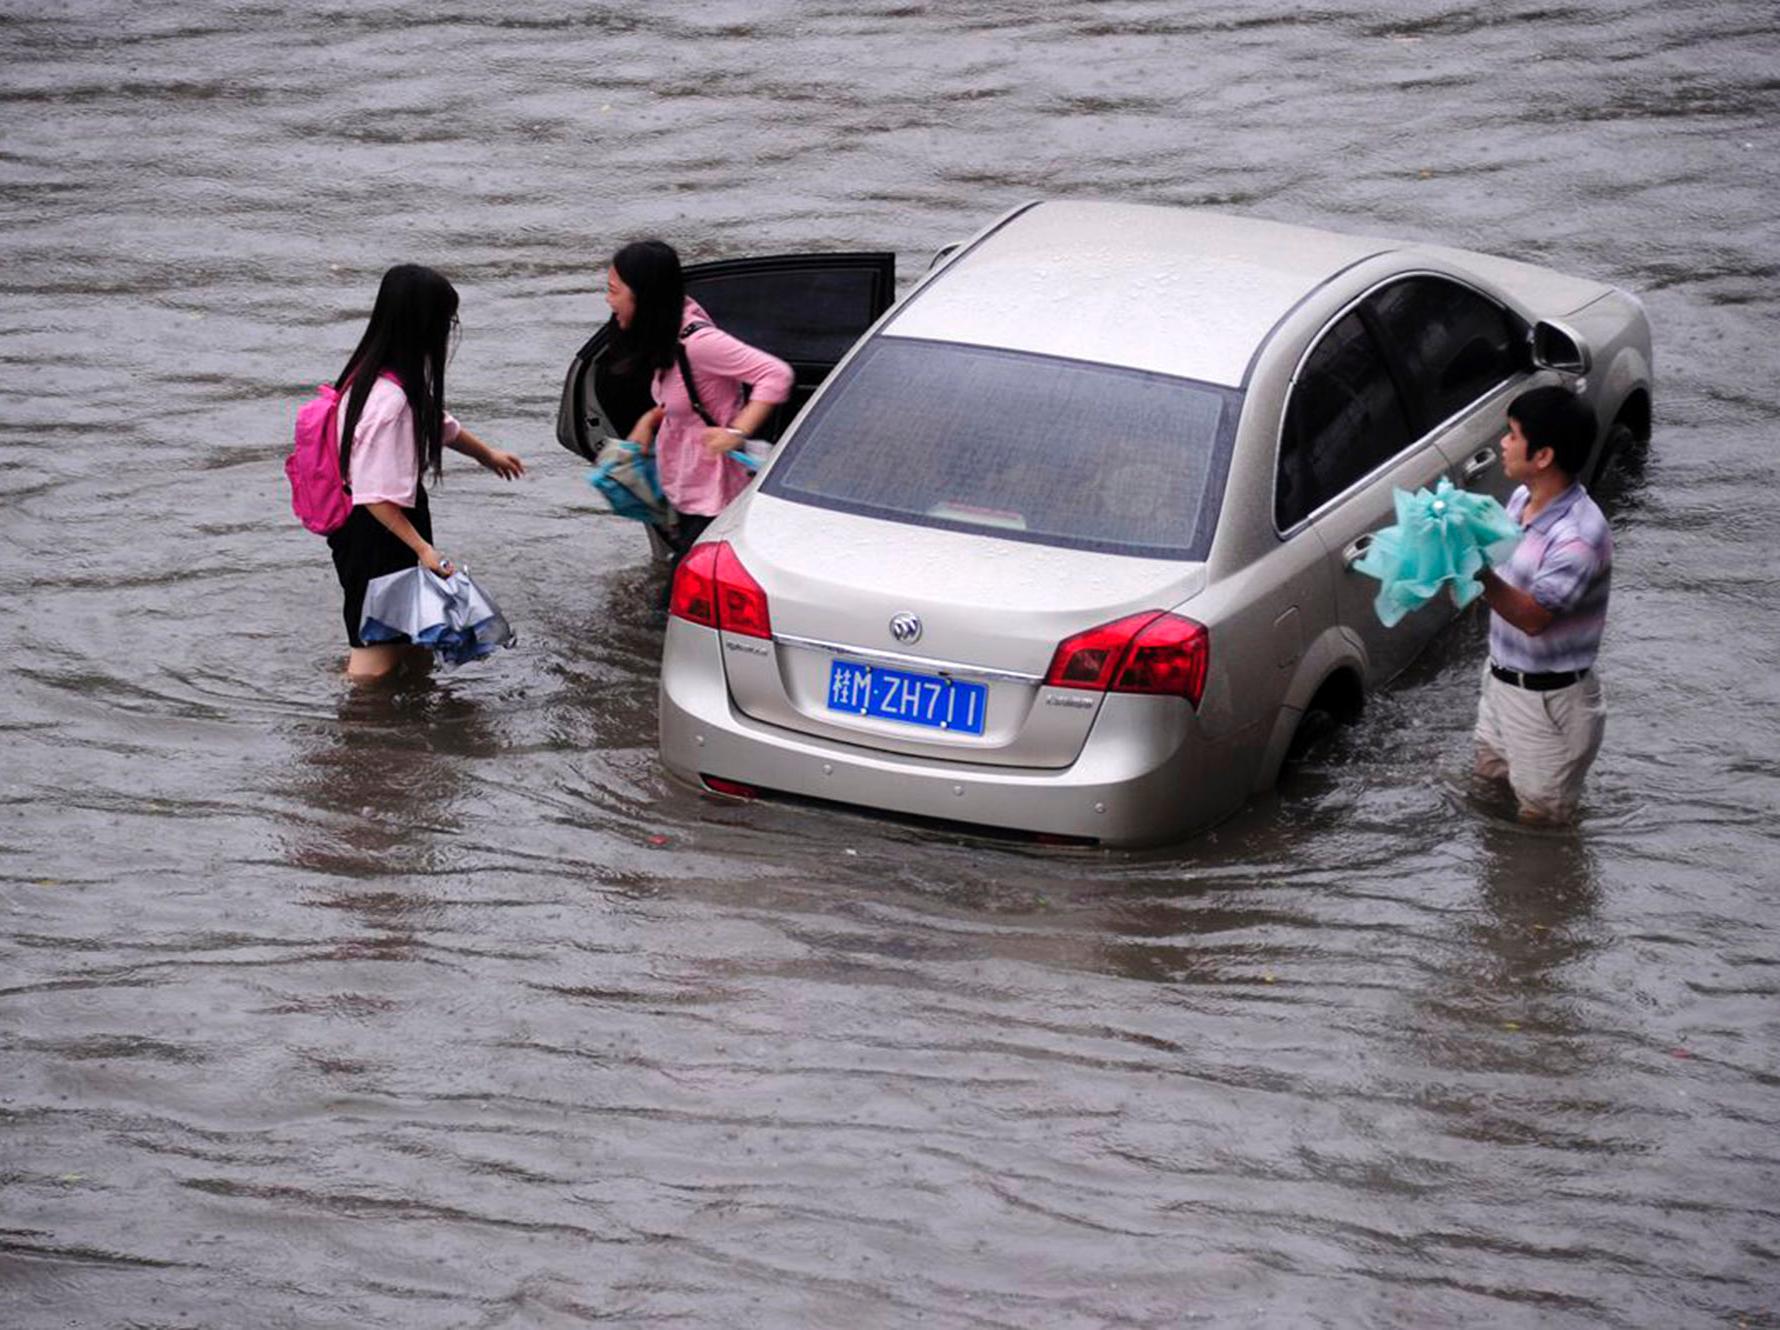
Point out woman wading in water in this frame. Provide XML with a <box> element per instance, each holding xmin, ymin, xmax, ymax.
<box><xmin>327</xmin><ymin>264</ymin><xmax>524</xmax><ymax>680</ymax></box>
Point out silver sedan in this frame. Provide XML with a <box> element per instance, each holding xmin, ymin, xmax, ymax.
<box><xmin>571</xmin><ymin>201</ymin><xmax>1653</xmax><ymax>845</ymax></box>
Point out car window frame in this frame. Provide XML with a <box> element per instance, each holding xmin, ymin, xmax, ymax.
<box><xmin>1271</xmin><ymin>270</ymin><xmax>1526</xmax><ymax>539</ymax></box>
<box><xmin>1360</xmin><ymin>269</ymin><xmax>1530</xmax><ymax>440</ymax></box>
<box><xmin>1271</xmin><ymin>303</ymin><xmax>1418</xmax><ymax>536</ymax></box>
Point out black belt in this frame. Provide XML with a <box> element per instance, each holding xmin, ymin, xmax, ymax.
<box><xmin>1490</xmin><ymin>664</ymin><xmax>1588</xmax><ymax>692</ymax></box>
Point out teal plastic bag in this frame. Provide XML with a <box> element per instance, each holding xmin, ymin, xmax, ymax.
<box><xmin>1351</xmin><ymin>478</ymin><xmax>1521</xmax><ymax>626</ymax></box>
<box><xmin>587</xmin><ymin>437</ymin><xmax>672</xmax><ymax>528</ymax></box>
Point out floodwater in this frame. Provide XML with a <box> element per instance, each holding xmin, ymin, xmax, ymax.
<box><xmin>3</xmin><ymin>2</ymin><xmax>1778</xmax><ymax>1325</ymax></box>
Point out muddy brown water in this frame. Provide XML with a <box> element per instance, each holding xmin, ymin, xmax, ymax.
<box><xmin>3</xmin><ymin>3</ymin><xmax>1778</xmax><ymax>1326</ymax></box>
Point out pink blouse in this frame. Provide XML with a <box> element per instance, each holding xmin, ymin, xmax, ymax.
<box><xmin>339</xmin><ymin>376</ymin><xmax>460</xmax><ymax>509</ymax></box>
<box><xmin>651</xmin><ymin>299</ymin><xmax>794</xmax><ymax>517</ymax></box>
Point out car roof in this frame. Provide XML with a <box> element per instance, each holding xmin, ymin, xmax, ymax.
<box><xmin>882</xmin><ymin>200</ymin><xmax>1395</xmax><ymax>389</ymax></box>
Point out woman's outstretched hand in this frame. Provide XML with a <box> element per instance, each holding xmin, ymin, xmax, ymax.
<box><xmin>447</xmin><ymin>427</ymin><xmax>523</xmax><ymax>478</ymax></box>
<box><xmin>481</xmin><ymin>448</ymin><xmax>525</xmax><ymax>480</ymax></box>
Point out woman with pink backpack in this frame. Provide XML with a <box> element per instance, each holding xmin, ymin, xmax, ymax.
<box><xmin>308</xmin><ymin>264</ymin><xmax>524</xmax><ymax>681</ymax></box>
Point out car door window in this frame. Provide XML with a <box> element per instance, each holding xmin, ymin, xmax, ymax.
<box><xmin>685</xmin><ymin>257</ymin><xmax>895</xmax><ymax>370</ymax></box>
<box><xmin>1365</xmin><ymin>276</ymin><xmax>1520</xmax><ymax>428</ymax></box>
<box><xmin>1276</xmin><ymin>311</ymin><xmax>1414</xmax><ymax>530</ymax></box>
<box><xmin>683</xmin><ymin>255</ymin><xmax>896</xmax><ymax>441</ymax></box>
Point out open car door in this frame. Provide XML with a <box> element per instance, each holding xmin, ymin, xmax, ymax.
<box><xmin>557</xmin><ymin>252</ymin><xmax>897</xmax><ymax>463</ymax></box>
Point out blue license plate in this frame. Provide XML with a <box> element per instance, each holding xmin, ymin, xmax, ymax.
<box><xmin>826</xmin><ymin>660</ymin><xmax>986</xmax><ymax>735</ymax></box>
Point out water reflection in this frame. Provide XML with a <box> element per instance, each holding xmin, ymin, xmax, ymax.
<box><xmin>1469</xmin><ymin>816</ymin><xmax>1600</xmax><ymax>996</ymax></box>
<box><xmin>279</xmin><ymin>674</ymin><xmax>498</xmax><ymax>900</ymax></box>
<box><xmin>1414</xmin><ymin>809</ymin><xmax>1603</xmax><ymax>1103</ymax></box>
<box><xmin>1090</xmin><ymin>881</ymin><xmax>1289</xmax><ymax>988</ymax></box>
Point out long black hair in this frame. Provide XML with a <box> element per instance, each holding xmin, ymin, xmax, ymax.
<box><xmin>335</xmin><ymin>263</ymin><xmax>459</xmax><ymax>485</ymax></box>
<box><xmin>608</xmin><ymin>239</ymin><xmax>685</xmax><ymax>374</ymax></box>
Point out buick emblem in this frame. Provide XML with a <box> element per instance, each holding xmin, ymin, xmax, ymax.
<box><xmin>889</xmin><ymin>612</ymin><xmax>922</xmax><ymax>645</ymax></box>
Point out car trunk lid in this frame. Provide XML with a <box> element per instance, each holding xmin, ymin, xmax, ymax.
<box><xmin>712</xmin><ymin>495</ymin><xmax>1206</xmax><ymax>769</ymax></box>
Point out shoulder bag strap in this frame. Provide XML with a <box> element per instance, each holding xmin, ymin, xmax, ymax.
<box><xmin>674</xmin><ymin>322</ymin><xmax>720</xmax><ymax>428</ymax></box>
<box><xmin>334</xmin><ymin>385</ymin><xmax>354</xmax><ymax>489</ymax></box>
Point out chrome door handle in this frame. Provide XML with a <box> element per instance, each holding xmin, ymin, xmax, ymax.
<box><xmin>1462</xmin><ymin>448</ymin><xmax>1498</xmax><ymax>482</ymax></box>
<box><xmin>1343</xmin><ymin>533</ymin><xmax>1375</xmax><ymax>568</ymax></box>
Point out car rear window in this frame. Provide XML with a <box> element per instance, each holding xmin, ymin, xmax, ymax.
<box><xmin>758</xmin><ymin>337</ymin><xmax>1240</xmax><ymax>560</ymax></box>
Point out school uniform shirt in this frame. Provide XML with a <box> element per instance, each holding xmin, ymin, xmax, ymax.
<box><xmin>339</xmin><ymin>375</ymin><xmax>460</xmax><ymax>509</ymax></box>
<box><xmin>1488</xmin><ymin>482</ymin><xmax>1613</xmax><ymax>674</ymax></box>
<box><xmin>651</xmin><ymin>298</ymin><xmax>793</xmax><ymax>517</ymax></box>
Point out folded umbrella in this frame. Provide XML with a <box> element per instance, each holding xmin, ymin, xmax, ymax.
<box><xmin>359</xmin><ymin>565</ymin><xmax>517</xmax><ymax>666</ymax></box>
<box><xmin>1351</xmin><ymin>477</ymin><xmax>1521</xmax><ymax>627</ymax></box>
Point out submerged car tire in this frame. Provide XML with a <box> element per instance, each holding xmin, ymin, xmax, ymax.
<box><xmin>1285</xmin><ymin>671</ymin><xmax>1364</xmax><ymax>764</ymax></box>
<box><xmin>1590</xmin><ymin>421</ymin><xmax>1639</xmax><ymax>488</ymax></box>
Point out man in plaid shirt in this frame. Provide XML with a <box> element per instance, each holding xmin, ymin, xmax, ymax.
<box><xmin>1474</xmin><ymin>386</ymin><xmax>1613</xmax><ymax>823</ymax></box>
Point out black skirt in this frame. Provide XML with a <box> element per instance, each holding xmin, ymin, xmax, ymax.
<box><xmin>327</xmin><ymin>487</ymin><xmax>432</xmax><ymax>647</ymax></box>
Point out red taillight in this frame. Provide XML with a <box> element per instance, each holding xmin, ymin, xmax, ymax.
<box><xmin>669</xmin><ymin>542</ymin><xmax>720</xmax><ymax>627</ymax></box>
<box><xmin>713</xmin><ymin>543</ymin><xmax>771</xmax><ymax>639</ymax></box>
<box><xmin>1043</xmin><ymin>610</ymin><xmax>1208</xmax><ymax>707</ymax></box>
<box><xmin>1043</xmin><ymin>612</ymin><xmax>1163</xmax><ymax>690</ymax></box>
<box><xmin>668</xmin><ymin>541</ymin><xmax>771</xmax><ymax>639</ymax></box>
<box><xmin>1115</xmin><ymin>612</ymin><xmax>1209</xmax><ymax>703</ymax></box>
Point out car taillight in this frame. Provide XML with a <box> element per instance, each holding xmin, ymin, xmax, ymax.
<box><xmin>1043</xmin><ymin>611</ymin><xmax>1208</xmax><ymax>707</ymax></box>
<box><xmin>713</xmin><ymin>542</ymin><xmax>771</xmax><ymax>639</ymax></box>
<box><xmin>668</xmin><ymin>540</ymin><xmax>771</xmax><ymax>639</ymax></box>
<box><xmin>1116</xmin><ymin>612</ymin><xmax>1209</xmax><ymax>703</ymax></box>
<box><xmin>668</xmin><ymin>542</ymin><xmax>720</xmax><ymax>627</ymax></box>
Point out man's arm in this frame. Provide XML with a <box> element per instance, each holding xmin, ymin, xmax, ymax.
<box><xmin>1478</xmin><ymin>568</ymin><xmax>1555</xmax><ymax>636</ymax></box>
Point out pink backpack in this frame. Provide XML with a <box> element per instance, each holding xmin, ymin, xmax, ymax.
<box><xmin>285</xmin><ymin>371</ymin><xmax>398</xmax><ymax>534</ymax></box>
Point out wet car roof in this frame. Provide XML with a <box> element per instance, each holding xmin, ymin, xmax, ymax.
<box><xmin>883</xmin><ymin>200</ymin><xmax>1392</xmax><ymax>388</ymax></box>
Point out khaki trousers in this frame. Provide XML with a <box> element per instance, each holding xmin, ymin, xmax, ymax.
<box><xmin>1473</xmin><ymin>665</ymin><xmax>1606</xmax><ymax>821</ymax></box>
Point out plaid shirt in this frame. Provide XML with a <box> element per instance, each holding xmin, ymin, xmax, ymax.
<box><xmin>1489</xmin><ymin>482</ymin><xmax>1613</xmax><ymax>674</ymax></box>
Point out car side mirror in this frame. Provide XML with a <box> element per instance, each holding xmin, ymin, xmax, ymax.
<box><xmin>1530</xmin><ymin>319</ymin><xmax>1592</xmax><ymax>376</ymax></box>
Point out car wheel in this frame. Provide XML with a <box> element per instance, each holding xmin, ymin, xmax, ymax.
<box><xmin>1284</xmin><ymin>671</ymin><xmax>1364</xmax><ymax>764</ymax></box>
<box><xmin>1285</xmin><ymin>706</ymin><xmax>1340</xmax><ymax>761</ymax></box>
<box><xmin>1588</xmin><ymin>420</ymin><xmax>1645</xmax><ymax>504</ymax></box>
<box><xmin>1589</xmin><ymin>421</ymin><xmax>1638</xmax><ymax>485</ymax></box>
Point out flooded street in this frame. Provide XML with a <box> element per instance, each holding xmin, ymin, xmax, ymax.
<box><xmin>3</xmin><ymin>1</ymin><xmax>1778</xmax><ymax>1324</ymax></box>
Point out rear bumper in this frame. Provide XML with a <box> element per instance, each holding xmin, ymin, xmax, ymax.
<box><xmin>657</xmin><ymin>620</ymin><xmax>1248</xmax><ymax>845</ymax></box>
